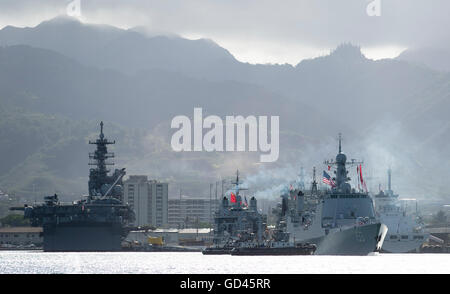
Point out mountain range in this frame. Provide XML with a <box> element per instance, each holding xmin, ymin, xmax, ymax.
<box><xmin>0</xmin><ymin>16</ymin><xmax>449</xmax><ymax>202</ymax></box>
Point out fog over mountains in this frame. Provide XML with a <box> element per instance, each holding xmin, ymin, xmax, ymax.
<box><xmin>0</xmin><ymin>17</ymin><xmax>449</xmax><ymax>202</ymax></box>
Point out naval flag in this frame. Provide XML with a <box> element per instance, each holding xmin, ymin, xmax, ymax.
<box><xmin>322</xmin><ymin>171</ymin><xmax>336</xmax><ymax>187</ymax></box>
<box><xmin>230</xmin><ymin>192</ymin><xmax>237</xmax><ymax>203</ymax></box>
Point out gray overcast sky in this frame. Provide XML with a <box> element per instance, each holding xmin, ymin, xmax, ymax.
<box><xmin>1</xmin><ymin>0</ymin><xmax>449</xmax><ymax>64</ymax></box>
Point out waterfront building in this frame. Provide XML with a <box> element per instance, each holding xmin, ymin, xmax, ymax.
<box><xmin>0</xmin><ymin>227</ymin><xmax>43</xmax><ymax>246</ymax></box>
<box><xmin>168</xmin><ymin>197</ymin><xmax>219</xmax><ymax>228</ymax></box>
<box><xmin>123</xmin><ymin>176</ymin><xmax>168</xmax><ymax>227</ymax></box>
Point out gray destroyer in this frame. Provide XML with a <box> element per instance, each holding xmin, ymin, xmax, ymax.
<box><xmin>280</xmin><ymin>135</ymin><xmax>387</xmax><ymax>255</ymax></box>
<box><xmin>11</xmin><ymin>122</ymin><xmax>135</xmax><ymax>251</ymax></box>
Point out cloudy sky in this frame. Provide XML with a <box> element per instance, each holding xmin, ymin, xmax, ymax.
<box><xmin>1</xmin><ymin>0</ymin><xmax>449</xmax><ymax>64</ymax></box>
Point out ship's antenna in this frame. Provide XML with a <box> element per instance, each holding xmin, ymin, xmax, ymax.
<box><xmin>88</xmin><ymin>121</ymin><xmax>116</xmax><ymax>198</ymax></box>
<box><xmin>311</xmin><ymin>166</ymin><xmax>318</xmax><ymax>194</ymax></box>
<box><xmin>100</xmin><ymin>121</ymin><xmax>104</xmax><ymax>139</ymax></box>
<box><xmin>338</xmin><ymin>133</ymin><xmax>342</xmax><ymax>154</ymax></box>
<box><xmin>231</xmin><ymin>169</ymin><xmax>247</xmax><ymax>199</ymax></box>
<box><xmin>388</xmin><ymin>167</ymin><xmax>392</xmax><ymax>191</ymax></box>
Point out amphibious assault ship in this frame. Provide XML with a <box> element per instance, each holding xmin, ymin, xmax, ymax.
<box><xmin>374</xmin><ymin>168</ymin><xmax>428</xmax><ymax>253</ymax></box>
<box><xmin>279</xmin><ymin>135</ymin><xmax>387</xmax><ymax>255</ymax></box>
<box><xmin>11</xmin><ymin>122</ymin><xmax>135</xmax><ymax>251</ymax></box>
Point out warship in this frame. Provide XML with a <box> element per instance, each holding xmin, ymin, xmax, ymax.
<box><xmin>202</xmin><ymin>171</ymin><xmax>267</xmax><ymax>255</ymax></box>
<box><xmin>279</xmin><ymin>134</ymin><xmax>387</xmax><ymax>255</ymax></box>
<box><xmin>373</xmin><ymin>168</ymin><xmax>429</xmax><ymax>253</ymax></box>
<box><xmin>202</xmin><ymin>171</ymin><xmax>316</xmax><ymax>255</ymax></box>
<box><xmin>11</xmin><ymin>122</ymin><xmax>135</xmax><ymax>251</ymax></box>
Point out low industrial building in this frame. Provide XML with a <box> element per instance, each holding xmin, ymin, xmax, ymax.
<box><xmin>125</xmin><ymin>228</ymin><xmax>213</xmax><ymax>246</ymax></box>
<box><xmin>178</xmin><ymin>228</ymin><xmax>213</xmax><ymax>246</ymax></box>
<box><xmin>0</xmin><ymin>227</ymin><xmax>43</xmax><ymax>246</ymax></box>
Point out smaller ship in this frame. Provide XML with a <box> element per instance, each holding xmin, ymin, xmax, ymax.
<box><xmin>202</xmin><ymin>171</ymin><xmax>316</xmax><ymax>255</ymax></box>
<box><xmin>374</xmin><ymin>168</ymin><xmax>429</xmax><ymax>253</ymax></box>
<box><xmin>202</xmin><ymin>171</ymin><xmax>266</xmax><ymax>255</ymax></box>
<box><xmin>230</xmin><ymin>229</ymin><xmax>316</xmax><ymax>256</ymax></box>
<box><xmin>230</xmin><ymin>243</ymin><xmax>316</xmax><ymax>256</ymax></box>
<box><xmin>201</xmin><ymin>245</ymin><xmax>234</xmax><ymax>255</ymax></box>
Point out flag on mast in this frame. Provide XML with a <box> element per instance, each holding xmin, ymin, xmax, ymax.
<box><xmin>230</xmin><ymin>192</ymin><xmax>237</xmax><ymax>203</ymax></box>
<box><xmin>359</xmin><ymin>164</ymin><xmax>368</xmax><ymax>192</ymax></box>
<box><xmin>357</xmin><ymin>166</ymin><xmax>361</xmax><ymax>191</ymax></box>
<box><xmin>322</xmin><ymin>171</ymin><xmax>336</xmax><ymax>187</ymax></box>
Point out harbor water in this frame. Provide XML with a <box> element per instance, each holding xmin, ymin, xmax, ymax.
<box><xmin>0</xmin><ymin>251</ymin><xmax>448</xmax><ymax>274</ymax></box>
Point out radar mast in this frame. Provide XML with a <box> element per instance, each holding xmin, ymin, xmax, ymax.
<box><xmin>324</xmin><ymin>133</ymin><xmax>363</xmax><ymax>193</ymax></box>
<box><xmin>88</xmin><ymin>122</ymin><xmax>124</xmax><ymax>200</ymax></box>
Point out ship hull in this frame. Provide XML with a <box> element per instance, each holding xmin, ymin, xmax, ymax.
<box><xmin>202</xmin><ymin>247</ymin><xmax>233</xmax><ymax>255</ymax></box>
<box><xmin>230</xmin><ymin>245</ymin><xmax>316</xmax><ymax>255</ymax></box>
<box><xmin>380</xmin><ymin>238</ymin><xmax>425</xmax><ymax>253</ymax></box>
<box><xmin>43</xmin><ymin>222</ymin><xmax>123</xmax><ymax>252</ymax></box>
<box><xmin>297</xmin><ymin>223</ymin><xmax>387</xmax><ymax>255</ymax></box>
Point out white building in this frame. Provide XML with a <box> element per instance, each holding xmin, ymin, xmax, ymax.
<box><xmin>123</xmin><ymin>175</ymin><xmax>168</xmax><ymax>227</ymax></box>
<box><xmin>168</xmin><ymin>197</ymin><xmax>219</xmax><ymax>228</ymax></box>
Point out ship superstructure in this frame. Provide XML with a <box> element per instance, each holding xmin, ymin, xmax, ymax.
<box><xmin>88</xmin><ymin>122</ymin><xmax>124</xmax><ymax>200</ymax></box>
<box><xmin>374</xmin><ymin>168</ymin><xmax>429</xmax><ymax>253</ymax></box>
<box><xmin>280</xmin><ymin>134</ymin><xmax>387</xmax><ymax>255</ymax></box>
<box><xmin>11</xmin><ymin>122</ymin><xmax>135</xmax><ymax>251</ymax></box>
<box><xmin>213</xmin><ymin>171</ymin><xmax>266</xmax><ymax>245</ymax></box>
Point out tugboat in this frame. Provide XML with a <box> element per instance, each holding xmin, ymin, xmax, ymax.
<box><xmin>11</xmin><ymin>122</ymin><xmax>135</xmax><ymax>251</ymax></box>
<box><xmin>230</xmin><ymin>229</ymin><xmax>316</xmax><ymax>256</ymax></box>
<box><xmin>280</xmin><ymin>134</ymin><xmax>387</xmax><ymax>255</ymax></box>
<box><xmin>201</xmin><ymin>241</ymin><xmax>235</xmax><ymax>255</ymax></box>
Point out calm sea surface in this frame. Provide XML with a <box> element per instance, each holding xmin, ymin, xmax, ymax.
<box><xmin>0</xmin><ymin>251</ymin><xmax>448</xmax><ymax>274</ymax></box>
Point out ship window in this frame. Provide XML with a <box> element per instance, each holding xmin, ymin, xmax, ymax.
<box><xmin>413</xmin><ymin>236</ymin><xmax>424</xmax><ymax>240</ymax></box>
<box><xmin>401</xmin><ymin>235</ymin><xmax>408</xmax><ymax>239</ymax></box>
<box><xmin>390</xmin><ymin>235</ymin><xmax>397</xmax><ymax>239</ymax></box>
